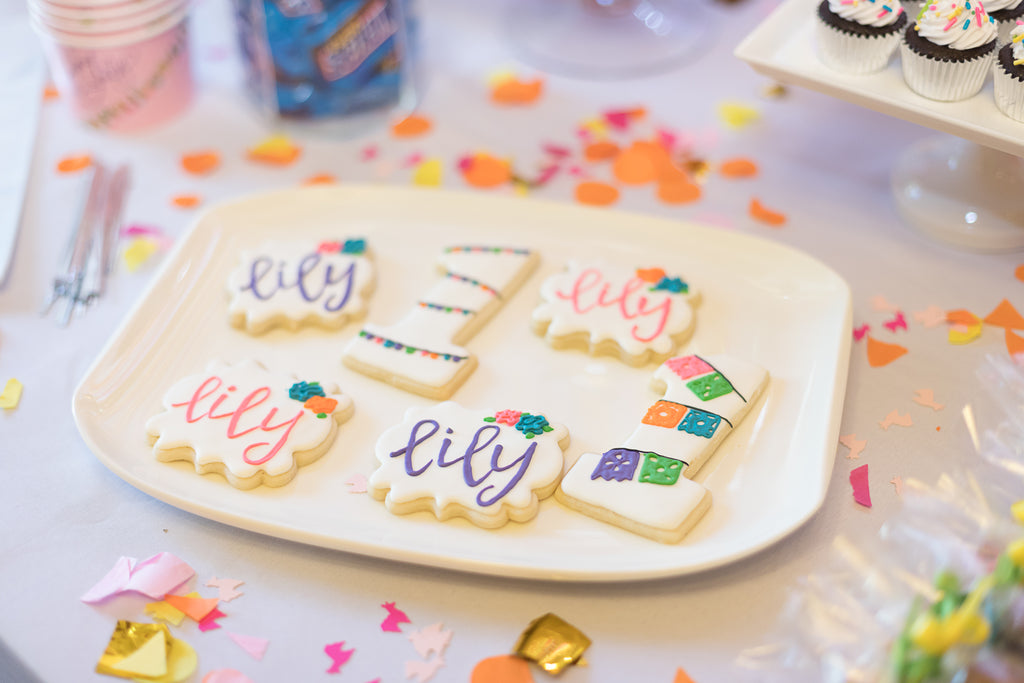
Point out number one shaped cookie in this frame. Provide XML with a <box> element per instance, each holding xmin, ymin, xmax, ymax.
<box><xmin>343</xmin><ymin>246</ymin><xmax>538</xmax><ymax>399</ymax></box>
<box><xmin>557</xmin><ymin>354</ymin><xmax>768</xmax><ymax>543</ymax></box>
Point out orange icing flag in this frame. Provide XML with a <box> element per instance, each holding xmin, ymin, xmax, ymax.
<box><xmin>983</xmin><ymin>299</ymin><xmax>1024</xmax><ymax>329</ymax></box>
<box><xmin>491</xmin><ymin>76</ymin><xmax>544</xmax><ymax>105</ymax></box>
<box><xmin>391</xmin><ymin>114</ymin><xmax>432</xmax><ymax>138</ymax></box>
<box><xmin>866</xmin><ymin>335</ymin><xmax>907</xmax><ymax>367</ymax></box>
<box><xmin>575</xmin><ymin>181</ymin><xmax>619</xmax><ymax>206</ymax></box>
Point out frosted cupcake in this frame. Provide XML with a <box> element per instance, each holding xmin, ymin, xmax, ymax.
<box><xmin>901</xmin><ymin>0</ymin><xmax>998</xmax><ymax>100</ymax></box>
<box><xmin>817</xmin><ymin>0</ymin><xmax>908</xmax><ymax>73</ymax></box>
<box><xmin>993</xmin><ymin>21</ymin><xmax>1024</xmax><ymax>120</ymax></box>
<box><xmin>986</xmin><ymin>0</ymin><xmax>1024</xmax><ymax>42</ymax></box>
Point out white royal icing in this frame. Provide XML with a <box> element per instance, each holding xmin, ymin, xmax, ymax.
<box><xmin>343</xmin><ymin>246</ymin><xmax>538</xmax><ymax>397</ymax></box>
<box><xmin>828</xmin><ymin>0</ymin><xmax>904</xmax><ymax>27</ymax></box>
<box><xmin>559</xmin><ymin>354</ymin><xmax>768</xmax><ymax>540</ymax></box>
<box><xmin>532</xmin><ymin>261</ymin><xmax>699</xmax><ymax>361</ymax></box>
<box><xmin>369</xmin><ymin>401</ymin><xmax>569</xmax><ymax>526</ymax></box>
<box><xmin>1012</xmin><ymin>22</ymin><xmax>1024</xmax><ymax>58</ymax></box>
<box><xmin>914</xmin><ymin>0</ymin><xmax>997</xmax><ymax>49</ymax></box>
<box><xmin>226</xmin><ymin>238</ymin><xmax>374</xmax><ymax>332</ymax></box>
<box><xmin>146</xmin><ymin>359</ymin><xmax>352</xmax><ymax>485</ymax></box>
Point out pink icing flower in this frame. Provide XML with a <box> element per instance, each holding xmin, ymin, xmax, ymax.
<box><xmin>493</xmin><ymin>409</ymin><xmax>522</xmax><ymax>426</ymax></box>
<box><xmin>317</xmin><ymin>241</ymin><xmax>342</xmax><ymax>253</ymax></box>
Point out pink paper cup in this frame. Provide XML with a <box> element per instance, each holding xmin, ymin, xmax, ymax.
<box><xmin>34</xmin><ymin>14</ymin><xmax>194</xmax><ymax>132</ymax></box>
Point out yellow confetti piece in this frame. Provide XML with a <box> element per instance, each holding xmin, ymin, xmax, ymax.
<box><xmin>949</xmin><ymin>323</ymin><xmax>982</xmax><ymax>345</ymax></box>
<box><xmin>247</xmin><ymin>134</ymin><xmax>301</xmax><ymax>166</ymax></box>
<box><xmin>145</xmin><ymin>600</ymin><xmax>186</xmax><ymax>627</ymax></box>
<box><xmin>717</xmin><ymin>101</ymin><xmax>761</xmax><ymax>129</ymax></box>
<box><xmin>580</xmin><ymin>117</ymin><xmax>608</xmax><ymax>139</ymax></box>
<box><xmin>412</xmin><ymin>158</ymin><xmax>443</xmax><ymax>187</ymax></box>
<box><xmin>96</xmin><ymin>622</ymin><xmax>170</xmax><ymax>679</ymax></box>
<box><xmin>123</xmin><ymin>237</ymin><xmax>160</xmax><ymax>272</ymax></box>
<box><xmin>1012</xmin><ymin>499</ymin><xmax>1024</xmax><ymax>524</ymax></box>
<box><xmin>0</xmin><ymin>378</ymin><xmax>23</xmax><ymax>409</ymax></box>
<box><xmin>111</xmin><ymin>629</ymin><xmax>167</xmax><ymax>678</ymax></box>
<box><xmin>139</xmin><ymin>634</ymin><xmax>197</xmax><ymax>683</ymax></box>
<box><xmin>486</xmin><ymin>68</ymin><xmax>517</xmax><ymax>87</ymax></box>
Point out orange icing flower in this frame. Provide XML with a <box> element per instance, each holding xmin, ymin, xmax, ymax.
<box><xmin>304</xmin><ymin>396</ymin><xmax>338</xmax><ymax>415</ymax></box>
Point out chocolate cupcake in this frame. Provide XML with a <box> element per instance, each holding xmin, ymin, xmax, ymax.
<box><xmin>987</xmin><ymin>0</ymin><xmax>1024</xmax><ymax>43</ymax></box>
<box><xmin>901</xmin><ymin>1</ymin><xmax>998</xmax><ymax>101</ymax></box>
<box><xmin>816</xmin><ymin>0</ymin><xmax>908</xmax><ymax>73</ymax></box>
<box><xmin>993</xmin><ymin>21</ymin><xmax>1024</xmax><ymax>120</ymax></box>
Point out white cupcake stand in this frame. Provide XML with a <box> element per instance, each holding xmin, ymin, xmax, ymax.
<box><xmin>736</xmin><ymin>0</ymin><xmax>1024</xmax><ymax>252</ymax></box>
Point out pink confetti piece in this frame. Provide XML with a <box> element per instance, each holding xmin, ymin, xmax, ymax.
<box><xmin>405</xmin><ymin>655</ymin><xmax>445</xmax><ymax>683</ymax></box>
<box><xmin>198</xmin><ymin>607</ymin><xmax>227</xmax><ymax>632</ymax></box>
<box><xmin>883</xmin><ymin>311</ymin><xmax>907</xmax><ymax>332</ymax></box>
<box><xmin>853</xmin><ymin>324</ymin><xmax>870</xmax><ymax>341</ymax></box>
<box><xmin>603</xmin><ymin>109</ymin><xmax>632</xmax><ymax>130</ymax></box>
<box><xmin>542</xmin><ymin>143</ymin><xmax>571</xmax><ymax>159</ymax></box>
<box><xmin>360</xmin><ymin>145</ymin><xmax>379</xmax><ymax>161</ymax></box>
<box><xmin>403</xmin><ymin>152</ymin><xmax>425</xmax><ymax>168</ymax></box>
<box><xmin>205</xmin><ymin>576</ymin><xmax>244</xmax><ymax>602</ymax></box>
<box><xmin>567</xmin><ymin>164</ymin><xmax>587</xmax><ymax>178</ymax></box>
<box><xmin>81</xmin><ymin>552</ymin><xmax>194</xmax><ymax>603</ymax></box>
<box><xmin>913</xmin><ymin>305</ymin><xmax>947</xmax><ymax>327</ymax></box>
<box><xmin>325</xmin><ymin>641</ymin><xmax>355</xmax><ymax>674</ymax></box>
<box><xmin>456</xmin><ymin>155</ymin><xmax>474</xmax><ymax>172</ymax></box>
<box><xmin>203</xmin><ymin>670</ymin><xmax>254</xmax><ymax>683</ymax></box>
<box><xmin>850</xmin><ymin>464</ymin><xmax>872</xmax><ymax>507</ymax></box>
<box><xmin>838</xmin><ymin>434</ymin><xmax>866</xmax><ymax>459</ymax></box>
<box><xmin>871</xmin><ymin>295</ymin><xmax>899</xmax><ymax>312</ymax></box>
<box><xmin>891</xmin><ymin>475</ymin><xmax>904</xmax><ymax>496</ymax></box>
<box><xmin>121</xmin><ymin>224</ymin><xmax>174</xmax><ymax>250</ymax></box>
<box><xmin>534</xmin><ymin>164</ymin><xmax>560</xmax><ymax>186</ymax></box>
<box><xmin>912</xmin><ymin>389</ymin><xmax>944</xmax><ymax>411</ymax></box>
<box><xmin>346</xmin><ymin>474</ymin><xmax>368</xmax><ymax>493</ymax></box>
<box><xmin>879</xmin><ymin>409</ymin><xmax>913</xmax><ymax>430</ymax></box>
<box><xmin>407</xmin><ymin>623</ymin><xmax>453</xmax><ymax>659</ymax></box>
<box><xmin>655</xmin><ymin>127</ymin><xmax>677</xmax><ymax>153</ymax></box>
<box><xmin>227</xmin><ymin>632</ymin><xmax>268</xmax><ymax>661</ymax></box>
<box><xmin>381</xmin><ymin>602</ymin><xmax>411</xmax><ymax>633</ymax></box>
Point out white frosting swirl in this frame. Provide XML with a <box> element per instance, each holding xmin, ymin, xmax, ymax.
<box><xmin>1012</xmin><ymin>22</ymin><xmax>1024</xmax><ymax>60</ymax></box>
<box><xmin>914</xmin><ymin>1</ymin><xmax>998</xmax><ymax>49</ymax></box>
<box><xmin>828</xmin><ymin>0</ymin><xmax>905</xmax><ymax>27</ymax></box>
<box><xmin>983</xmin><ymin>0</ymin><xmax>1020</xmax><ymax>15</ymax></box>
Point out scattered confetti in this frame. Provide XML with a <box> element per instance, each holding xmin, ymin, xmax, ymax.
<box><xmin>406</xmin><ymin>655</ymin><xmax>446</xmax><ymax>682</ymax></box>
<box><xmin>198</xmin><ymin>608</ymin><xmax>227</xmax><ymax>632</ymax></box>
<box><xmin>408</xmin><ymin>623</ymin><xmax>453</xmax><ymax>659</ymax></box>
<box><xmin>883</xmin><ymin>311</ymin><xmax>907</xmax><ymax>332</ymax></box>
<box><xmin>43</xmin><ymin>84</ymin><xmax>59</xmax><ymax>100</ymax></box>
<box><xmin>145</xmin><ymin>598</ymin><xmax>186</xmax><ymax>626</ymax></box>
<box><xmin>163</xmin><ymin>594</ymin><xmax>219</xmax><ymax>622</ymax></box>
<box><xmin>657</xmin><ymin>178</ymin><xmax>701</xmax><ymax>204</ymax></box>
<box><xmin>717</xmin><ymin>101</ymin><xmax>760</xmax><ymax>129</ymax></box>
<box><xmin>839</xmin><ymin>434</ymin><xmax>866</xmax><ymax>459</ymax></box>
<box><xmin>181</xmin><ymin>150</ymin><xmax>220</xmax><ymax>176</ymax></box>
<box><xmin>1007</xmin><ymin>328</ymin><xmax>1024</xmax><ymax>357</ymax></box>
<box><xmin>247</xmin><ymin>134</ymin><xmax>301</xmax><ymax>165</ymax></box>
<box><xmin>583</xmin><ymin>141</ymin><xmax>621</xmax><ymax>161</ymax></box>
<box><xmin>471</xmin><ymin>655</ymin><xmax>534</xmax><ymax>683</ymax></box>
<box><xmin>171</xmin><ymin>194</ymin><xmax>202</xmax><ymax>209</ymax></box>
<box><xmin>413</xmin><ymin>158</ymin><xmax>443</xmax><ymax>187</ymax></box>
<box><xmin>514</xmin><ymin>613</ymin><xmax>590</xmax><ymax>675</ymax></box>
<box><xmin>913</xmin><ymin>305</ymin><xmax>947</xmax><ymax>327</ymax></box>
<box><xmin>719</xmin><ymin>158</ymin><xmax>758</xmax><ymax>178</ymax></box>
<box><xmin>226</xmin><ymin>632</ymin><xmax>269</xmax><ymax>661</ymax></box>
<box><xmin>913</xmin><ymin>389</ymin><xmax>944</xmax><ymax>411</ymax></box>
<box><xmin>879</xmin><ymin>409</ymin><xmax>913</xmax><ymax>431</ymax></box>
<box><xmin>206</xmin><ymin>576</ymin><xmax>244</xmax><ymax>602</ymax></box>
<box><xmin>56</xmin><ymin>154</ymin><xmax>92</xmax><ymax>173</ymax></box>
<box><xmin>96</xmin><ymin>621</ymin><xmax>197</xmax><ymax>683</ymax></box>
<box><xmin>203</xmin><ymin>670</ymin><xmax>253</xmax><ymax>683</ymax></box>
<box><xmin>866</xmin><ymin>335</ymin><xmax>907</xmax><ymax>367</ymax></box>
<box><xmin>392</xmin><ymin>114</ymin><xmax>433</xmax><ymax>138</ymax></box>
<box><xmin>983</xmin><ymin>299</ymin><xmax>1024</xmax><ymax>329</ymax></box>
<box><xmin>574</xmin><ymin>181</ymin><xmax>619</xmax><ymax>207</ymax></box>
<box><xmin>324</xmin><ymin>641</ymin><xmax>355</xmax><ymax>674</ymax></box>
<box><xmin>612</xmin><ymin>141</ymin><xmax>666</xmax><ymax>185</ymax></box>
<box><xmin>850</xmin><ymin>464</ymin><xmax>872</xmax><ymax>508</ymax></box>
<box><xmin>303</xmin><ymin>173</ymin><xmax>337</xmax><ymax>186</ymax></box>
<box><xmin>949</xmin><ymin>323</ymin><xmax>982</xmax><ymax>345</ymax></box>
<box><xmin>1016</xmin><ymin>265</ymin><xmax>1024</xmax><ymax>282</ymax></box>
<box><xmin>891</xmin><ymin>475</ymin><xmax>904</xmax><ymax>496</ymax></box>
<box><xmin>871</xmin><ymin>295</ymin><xmax>899</xmax><ymax>312</ymax></box>
<box><xmin>947</xmin><ymin>309</ymin><xmax>981</xmax><ymax>326</ymax></box>
<box><xmin>345</xmin><ymin>473</ymin><xmax>368</xmax><ymax>493</ymax></box>
<box><xmin>748</xmin><ymin>198</ymin><xmax>786</xmax><ymax>226</ymax></box>
<box><xmin>491</xmin><ymin>75</ymin><xmax>544</xmax><ymax>105</ymax></box>
<box><xmin>461</xmin><ymin>153</ymin><xmax>511</xmax><ymax>188</ymax></box>
<box><xmin>673</xmin><ymin>667</ymin><xmax>698</xmax><ymax>683</ymax></box>
<box><xmin>578</xmin><ymin>116</ymin><xmax>609</xmax><ymax>139</ymax></box>
<box><xmin>82</xmin><ymin>552</ymin><xmax>194</xmax><ymax>603</ymax></box>
<box><xmin>853</xmin><ymin>324</ymin><xmax>870</xmax><ymax>341</ymax></box>
<box><xmin>603</xmin><ymin>107</ymin><xmax>645</xmax><ymax>130</ymax></box>
<box><xmin>123</xmin><ymin>237</ymin><xmax>160</xmax><ymax>272</ymax></box>
<box><xmin>0</xmin><ymin>378</ymin><xmax>23</xmax><ymax>410</ymax></box>
<box><xmin>381</xmin><ymin>602</ymin><xmax>411</xmax><ymax>632</ymax></box>
<box><xmin>122</xmin><ymin>223</ymin><xmax>173</xmax><ymax>250</ymax></box>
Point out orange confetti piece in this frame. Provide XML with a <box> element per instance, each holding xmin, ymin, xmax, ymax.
<box><xmin>462</xmin><ymin>153</ymin><xmax>511</xmax><ymax>188</ymax></box>
<box><xmin>673</xmin><ymin>667</ymin><xmax>698</xmax><ymax>683</ymax></box>
<box><xmin>43</xmin><ymin>84</ymin><xmax>59</xmax><ymax>100</ymax></box>
<box><xmin>949</xmin><ymin>323</ymin><xmax>982</xmax><ymax>345</ymax></box>
<box><xmin>946</xmin><ymin>309</ymin><xmax>981</xmax><ymax>326</ymax></box>
<box><xmin>491</xmin><ymin>76</ymin><xmax>544</xmax><ymax>105</ymax></box>
<box><xmin>749</xmin><ymin>198</ymin><xmax>787</xmax><ymax>226</ymax></box>
<box><xmin>181</xmin><ymin>150</ymin><xmax>220</xmax><ymax>176</ymax></box>
<box><xmin>866</xmin><ymin>335</ymin><xmax>907</xmax><ymax>367</ymax></box>
<box><xmin>1006</xmin><ymin>328</ymin><xmax>1024</xmax><ymax>357</ymax></box>
<box><xmin>1015</xmin><ymin>265</ymin><xmax>1024</xmax><ymax>282</ymax></box>
<box><xmin>162</xmin><ymin>594</ymin><xmax>219</xmax><ymax>622</ymax></box>
<box><xmin>719</xmin><ymin>158</ymin><xmax>758</xmax><ymax>178</ymax></box>
<box><xmin>657</xmin><ymin>179</ymin><xmax>702</xmax><ymax>204</ymax></box>
<box><xmin>983</xmin><ymin>299</ymin><xmax>1024</xmax><ymax>329</ymax></box>
<box><xmin>574</xmin><ymin>181</ymin><xmax>620</xmax><ymax>207</ymax></box>
<box><xmin>302</xmin><ymin>173</ymin><xmax>337</xmax><ymax>186</ymax></box>
<box><xmin>171</xmin><ymin>194</ymin><xmax>201</xmax><ymax>209</ymax></box>
<box><xmin>612</xmin><ymin>141</ymin><xmax>674</xmax><ymax>186</ymax></box>
<box><xmin>56</xmin><ymin>155</ymin><xmax>92</xmax><ymax>173</ymax></box>
<box><xmin>471</xmin><ymin>655</ymin><xmax>534</xmax><ymax>683</ymax></box>
<box><xmin>391</xmin><ymin>114</ymin><xmax>433</xmax><ymax>138</ymax></box>
<box><xmin>247</xmin><ymin>134</ymin><xmax>301</xmax><ymax>166</ymax></box>
<box><xmin>583</xmin><ymin>141</ymin><xmax>621</xmax><ymax>162</ymax></box>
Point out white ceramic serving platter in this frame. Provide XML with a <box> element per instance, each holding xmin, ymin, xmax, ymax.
<box><xmin>734</xmin><ymin>0</ymin><xmax>1024</xmax><ymax>158</ymax></box>
<box><xmin>73</xmin><ymin>185</ymin><xmax>851</xmax><ymax>582</ymax></box>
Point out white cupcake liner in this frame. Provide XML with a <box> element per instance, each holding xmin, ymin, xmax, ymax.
<box><xmin>994</xmin><ymin>62</ymin><xmax>1024</xmax><ymax>121</ymax></box>
<box><xmin>816</xmin><ymin>18</ymin><xmax>902</xmax><ymax>74</ymax></box>
<box><xmin>899</xmin><ymin>41</ymin><xmax>996</xmax><ymax>100</ymax></box>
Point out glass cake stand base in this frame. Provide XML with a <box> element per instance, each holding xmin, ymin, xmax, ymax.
<box><xmin>505</xmin><ymin>0</ymin><xmax>713</xmax><ymax>80</ymax></box>
<box><xmin>891</xmin><ymin>137</ymin><xmax>1024</xmax><ymax>252</ymax></box>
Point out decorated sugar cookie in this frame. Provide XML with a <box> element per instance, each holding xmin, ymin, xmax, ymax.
<box><xmin>146</xmin><ymin>359</ymin><xmax>354</xmax><ymax>489</ymax></box>
<box><xmin>531</xmin><ymin>261</ymin><xmax>700</xmax><ymax>366</ymax></box>
<box><xmin>343</xmin><ymin>246</ymin><xmax>539</xmax><ymax>399</ymax></box>
<box><xmin>227</xmin><ymin>238</ymin><xmax>374</xmax><ymax>334</ymax></box>
<box><xmin>557</xmin><ymin>354</ymin><xmax>768</xmax><ymax>543</ymax></box>
<box><xmin>369</xmin><ymin>402</ymin><xmax>570</xmax><ymax>529</ymax></box>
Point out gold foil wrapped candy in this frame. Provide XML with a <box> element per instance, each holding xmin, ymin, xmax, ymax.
<box><xmin>513</xmin><ymin>613</ymin><xmax>591</xmax><ymax>675</ymax></box>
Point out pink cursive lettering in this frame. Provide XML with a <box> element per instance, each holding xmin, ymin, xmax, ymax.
<box><xmin>554</xmin><ymin>268</ymin><xmax>673</xmax><ymax>343</ymax></box>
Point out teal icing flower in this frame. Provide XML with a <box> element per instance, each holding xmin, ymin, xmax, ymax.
<box><xmin>341</xmin><ymin>238</ymin><xmax>366</xmax><ymax>255</ymax></box>
<box><xmin>515</xmin><ymin>413</ymin><xmax>552</xmax><ymax>439</ymax></box>
<box><xmin>289</xmin><ymin>381</ymin><xmax>325</xmax><ymax>402</ymax></box>
<box><xmin>653</xmin><ymin>276</ymin><xmax>688</xmax><ymax>294</ymax></box>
